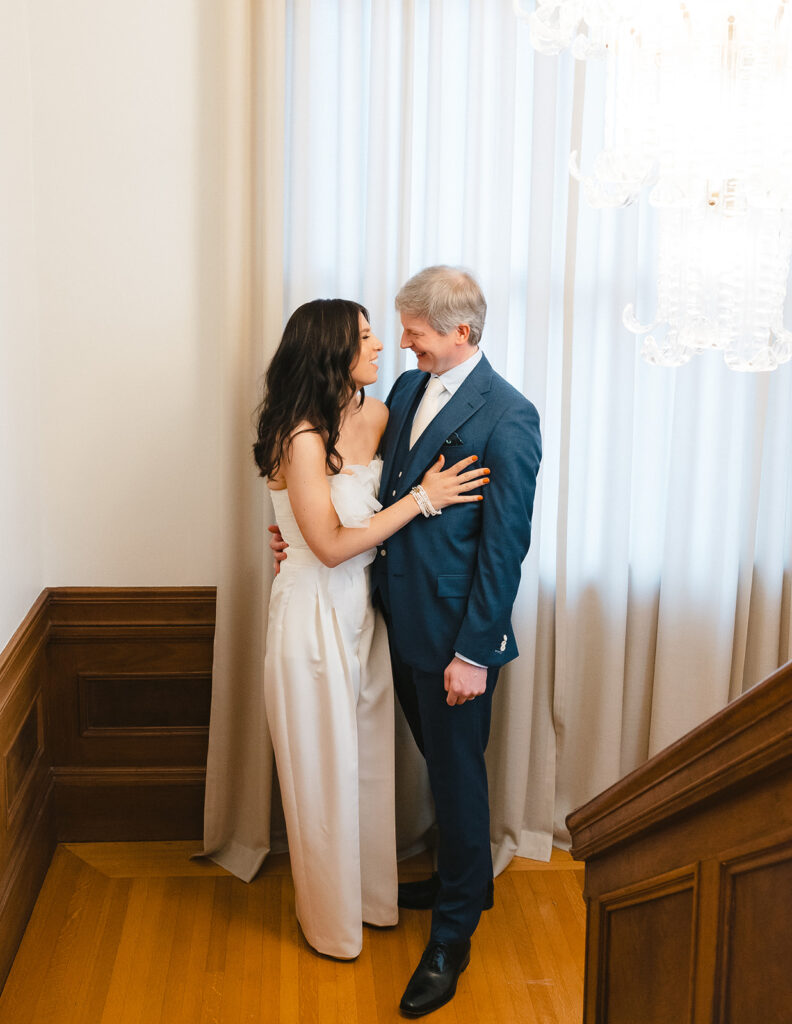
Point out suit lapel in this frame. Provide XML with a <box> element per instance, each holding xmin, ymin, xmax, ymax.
<box><xmin>393</xmin><ymin>355</ymin><xmax>493</xmax><ymax>499</ymax></box>
<box><xmin>380</xmin><ymin>371</ymin><xmax>427</xmax><ymax>499</ymax></box>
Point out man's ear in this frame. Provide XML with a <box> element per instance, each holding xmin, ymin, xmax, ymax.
<box><xmin>455</xmin><ymin>323</ymin><xmax>470</xmax><ymax>345</ymax></box>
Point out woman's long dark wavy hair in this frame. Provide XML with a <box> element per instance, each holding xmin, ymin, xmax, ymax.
<box><xmin>253</xmin><ymin>298</ymin><xmax>369</xmax><ymax>479</ymax></box>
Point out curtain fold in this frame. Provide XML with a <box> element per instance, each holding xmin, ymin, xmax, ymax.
<box><xmin>200</xmin><ymin>0</ymin><xmax>286</xmax><ymax>880</ymax></box>
<box><xmin>202</xmin><ymin>0</ymin><xmax>792</xmax><ymax>877</ymax></box>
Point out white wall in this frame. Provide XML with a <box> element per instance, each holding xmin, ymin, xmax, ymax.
<box><xmin>27</xmin><ymin>0</ymin><xmax>223</xmax><ymax>588</ymax></box>
<box><xmin>0</xmin><ymin>1</ymin><xmax>44</xmax><ymax>648</ymax></box>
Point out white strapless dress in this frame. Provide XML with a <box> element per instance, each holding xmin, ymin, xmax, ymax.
<box><xmin>264</xmin><ymin>458</ymin><xmax>398</xmax><ymax>958</ymax></box>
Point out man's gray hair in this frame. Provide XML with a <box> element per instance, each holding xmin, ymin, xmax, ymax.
<box><xmin>395</xmin><ymin>266</ymin><xmax>486</xmax><ymax>346</ymax></box>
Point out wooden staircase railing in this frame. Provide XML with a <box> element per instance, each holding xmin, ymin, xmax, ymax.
<box><xmin>567</xmin><ymin>659</ymin><xmax>792</xmax><ymax>1024</ymax></box>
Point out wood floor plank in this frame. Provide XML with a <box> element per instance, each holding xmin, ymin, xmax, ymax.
<box><xmin>157</xmin><ymin>878</ymin><xmax>200</xmax><ymax>1024</ymax></box>
<box><xmin>477</xmin><ymin>885</ymin><xmax>540</xmax><ymax>1024</ymax></box>
<box><xmin>78</xmin><ymin>877</ymin><xmax>132</xmax><ymax>1024</ymax></box>
<box><xmin>233</xmin><ymin>877</ymin><xmax>263</xmax><ymax>1024</ymax></box>
<box><xmin>58</xmin><ymin>868</ymin><xmax>117</xmax><ymax>1024</ymax></box>
<box><xmin>0</xmin><ymin>844</ymin><xmax>585</xmax><ymax>1024</ymax></box>
<box><xmin>177</xmin><ymin>878</ymin><xmax>217</xmax><ymax>1024</ymax></box>
<box><xmin>507</xmin><ymin>849</ymin><xmax>585</xmax><ymax>872</ymax></box>
<box><xmin>534</xmin><ymin>870</ymin><xmax>586</xmax><ymax>1013</ymax></box>
<box><xmin>199</xmin><ymin>876</ymin><xmax>235</xmax><ymax>1024</ymax></box>
<box><xmin>333</xmin><ymin>953</ymin><xmax>358</xmax><ymax>1024</ymax></box>
<box><xmin>351</xmin><ymin>925</ymin><xmax>378</xmax><ymax>1023</ymax></box>
<box><xmin>138</xmin><ymin>879</ymin><xmax>184</xmax><ymax>1024</ymax></box>
<box><xmin>218</xmin><ymin>878</ymin><xmax>250</xmax><ymax>1023</ymax></box>
<box><xmin>99</xmin><ymin>878</ymin><xmax>158</xmax><ymax>1024</ymax></box>
<box><xmin>508</xmin><ymin>872</ymin><xmax>572</xmax><ymax>1022</ymax></box>
<box><xmin>520</xmin><ymin>872</ymin><xmax>582</xmax><ymax>1023</ymax></box>
<box><xmin>377</xmin><ymin>906</ymin><xmax>422</xmax><ymax>1021</ymax></box>
<box><xmin>500</xmin><ymin>873</ymin><xmax>558</xmax><ymax>1024</ymax></box>
<box><xmin>296</xmin><ymin>928</ymin><xmax>321</xmax><ymax>1024</ymax></box>
<box><xmin>27</xmin><ymin>858</ymin><xmax>99</xmax><ymax>1023</ymax></box>
<box><xmin>257</xmin><ymin>875</ymin><xmax>284</xmax><ymax>1024</ymax></box>
<box><xmin>124</xmin><ymin>879</ymin><xmax>176</xmax><ymax>1024</ymax></box>
<box><xmin>0</xmin><ymin>848</ymin><xmax>85</xmax><ymax>1024</ymax></box>
<box><xmin>278</xmin><ymin>876</ymin><xmax>301</xmax><ymax>1024</ymax></box>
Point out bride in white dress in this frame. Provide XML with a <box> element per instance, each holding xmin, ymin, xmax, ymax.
<box><xmin>253</xmin><ymin>299</ymin><xmax>488</xmax><ymax>959</ymax></box>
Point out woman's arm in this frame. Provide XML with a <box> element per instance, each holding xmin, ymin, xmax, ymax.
<box><xmin>284</xmin><ymin>428</ymin><xmax>486</xmax><ymax>568</ymax></box>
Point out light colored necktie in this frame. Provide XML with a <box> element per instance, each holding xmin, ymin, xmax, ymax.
<box><xmin>410</xmin><ymin>375</ymin><xmax>446</xmax><ymax>448</ymax></box>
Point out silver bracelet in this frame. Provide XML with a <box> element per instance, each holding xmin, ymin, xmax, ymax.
<box><xmin>410</xmin><ymin>486</ymin><xmax>430</xmax><ymax>517</ymax></box>
<box><xmin>421</xmin><ymin>487</ymin><xmax>442</xmax><ymax>516</ymax></box>
<box><xmin>411</xmin><ymin>485</ymin><xmax>442</xmax><ymax>517</ymax></box>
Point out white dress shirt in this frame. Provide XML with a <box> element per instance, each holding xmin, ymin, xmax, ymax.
<box><xmin>412</xmin><ymin>348</ymin><xmax>483</xmax><ymax>431</ymax></box>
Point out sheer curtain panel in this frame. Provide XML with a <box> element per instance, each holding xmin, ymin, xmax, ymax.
<box><xmin>202</xmin><ymin>1</ymin><xmax>792</xmax><ymax>879</ymax></box>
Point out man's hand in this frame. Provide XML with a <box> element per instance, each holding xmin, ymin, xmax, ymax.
<box><xmin>268</xmin><ymin>524</ymin><xmax>288</xmax><ymax>575</ymax></box>
<box><xmin>444</xmin><ymin>657</ymin><xmax>487</xmax><ymax>706</ymax></box>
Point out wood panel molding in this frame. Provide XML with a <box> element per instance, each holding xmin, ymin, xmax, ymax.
<box><xmin>597</xmin><ymin>866</ymin><xmax>698</xmax><ymax>1024</ymax></box>
<box><xmin>0</xmin><ymin>590</ymin><xmax>49</xmax><ymax>706</ymax></box>
<box><xmin>4</xmin><ymin>692</ymin><xmax>45</xmax><ymax>827</ymax></box>
<box><xmin>0</xmin><ymin>775</ymin><xmax>55</xmax><ymax>993</ymax></box>
<box><xmin>45</xmin><ymin>587</ymin><xmax>215</xmax><ymax>838</ymax></box>
<box><xmin>52</xmin><ymin>766</ymin><xmax>208</xmax><ymax>842</ymax></box>
<box><xmin>46</xmin><ymin>586</ymin><xmax>217</xmax><ymax>626</ymax></box>
<box><xmin>0</xmin><ymin>593</ymin><xmax>56</xmax><ymax>992</ymax></box>
<box><xmin>77</xmin><ymin>670</ymin><xmax>212</xmax><ymax>737</ymax></box>
<box><xmin>52</xmin><ymin>766</ymin><xmax>208</xmax><ymax>786</ymax></box>
<box><xmin>715</xmin><ymin>830</ymin><xmax>792</xmax><ymax>1024</ymax></box>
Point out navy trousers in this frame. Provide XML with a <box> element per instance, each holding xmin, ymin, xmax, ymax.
<box><xmin>388</xmin><ymin>631</ymin><xmax>498</xmax><ymax>943</ymax></box>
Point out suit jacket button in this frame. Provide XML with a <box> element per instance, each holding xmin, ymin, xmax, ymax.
<box><xmin>380</xmin><ymin>549</ymin><xmax>387</xmax><ymax>557</ymax></box>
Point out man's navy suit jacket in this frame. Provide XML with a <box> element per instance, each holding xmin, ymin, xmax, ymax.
<box><xmin>372</xmin><ymin>354</ymin><xmax>541</xmax><ymax>674</ymax></box>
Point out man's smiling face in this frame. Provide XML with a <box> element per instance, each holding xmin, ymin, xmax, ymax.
<box><xmin>399</xmin><ymin>313</ymin><xmax>473</xmax><ymax>376</ymax></box>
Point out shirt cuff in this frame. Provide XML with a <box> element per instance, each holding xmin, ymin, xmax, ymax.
<box><xmin>454</xmin><ymin>651</ymin><xmax>487</xmax><ymax>669</ymax></box>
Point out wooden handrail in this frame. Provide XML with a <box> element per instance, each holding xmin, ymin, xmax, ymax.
<box><xmin>568</xmin><ymin>659</ymin><xmax>792</xmax><ymax>860</ymax></box>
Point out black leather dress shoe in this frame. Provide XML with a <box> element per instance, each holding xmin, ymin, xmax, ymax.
<box><xmin>397</xmin><ymin>873</ymin><xmax>495</xmax><ymax>911</ymax></box>
<box><xmin>399</xmin><ymin>940</ymin><xmax>471</xmax><ymax>1017</ymax></box>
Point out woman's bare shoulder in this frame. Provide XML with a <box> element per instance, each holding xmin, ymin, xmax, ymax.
<box><xmin>285</xmin><ymin>422</ymin><xmax>327</xmax><ymax>462</ymax></box>
<box><xmin>365</xmin><ymin>397</ymin><xmax>389</xmax><ymax>427</ymax></box>
<box><xmin>266</xmin><ymin>423</ymin><xmax>322</xmax><ymax>489</ymax></box>
<box><xmin>288</xmin><ymin>420</ymin><xmax>322</xmax><ymax>443</ymax></box>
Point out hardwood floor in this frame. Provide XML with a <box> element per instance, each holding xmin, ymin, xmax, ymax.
<box><xmin>0</xmin><ymin>843</ymin><xmax>585</xmax><ymax>1024</ymax></box>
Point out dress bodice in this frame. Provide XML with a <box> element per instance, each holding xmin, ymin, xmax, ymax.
<box><xmin>269</xmin><ymin>457</ymin><xmax>383</xmax><ymax>575</ymax></box>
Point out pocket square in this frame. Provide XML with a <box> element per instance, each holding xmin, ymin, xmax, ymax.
<box><xmin>443</xmin><ymin>432</ymin><xmax>464</xmax><ymax>447</ymax></box>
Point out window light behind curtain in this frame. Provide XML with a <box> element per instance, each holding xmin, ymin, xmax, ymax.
<box><xmin>225</xmin><ymin>1</ymin><xmax>792</xmax><ymax>861</ymax></box>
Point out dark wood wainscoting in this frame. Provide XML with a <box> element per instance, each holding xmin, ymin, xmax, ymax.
<box><xmin>0</xmin><ymin>593</ymin><xmax>56</xmax><ymax>991</ymax></box>
<box><xmin>568</xmin><ymin>660</ymin><xmax>792</xmax><ymax>1024</ymax></box>
<box><xmin>0</xmin><ymin>586</ymin><xmax>216</xmax><ymax>989</ymax></box>
<box><xmin>47</xmin><ymin>588</ymin><xmax>215</xmax><ymax>840</ymax></box>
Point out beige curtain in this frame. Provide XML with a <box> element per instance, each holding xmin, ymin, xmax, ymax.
<box><xmin>202</xmin><ymin>1</ymin><xmax>792</xmax><ymax>879</ymax></box>
<box><xmin>199</xmin><ymin>0</ymin><xmax>285</xmax><ymax>879</ymax></box>
<box><xmin>201</xmin><ymin>0</ymin><xmax>556</xmax><ymax>876</ymax></box>
<box><xmin>548</xmin><ymin>57</ymin><xmax>792</xmax><ymax>843</ymax></box>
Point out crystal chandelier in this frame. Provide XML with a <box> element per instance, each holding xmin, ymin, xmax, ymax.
<box><xmin>516</xmin><ymin>0</ymin><xmax>792</xmax><ymax>370</ymax></box>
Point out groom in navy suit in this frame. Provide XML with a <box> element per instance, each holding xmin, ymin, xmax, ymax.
<box><xmin>373</xmin><ymin>266</ymin><xmax>541</xmax><ymax>1017</ymax></box>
